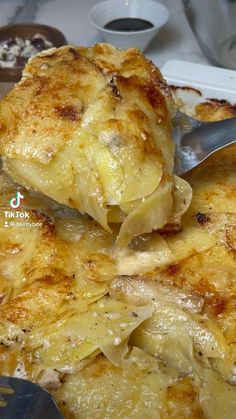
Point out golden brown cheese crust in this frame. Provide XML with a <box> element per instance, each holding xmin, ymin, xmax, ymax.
<box><xmin>195</xmin><ymin>99</ymin><xmax>236</xmax><ymax>121</ymax></box>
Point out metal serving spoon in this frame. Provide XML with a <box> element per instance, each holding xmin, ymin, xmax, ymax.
<box><xmin>173</xmin><ymin>110</ymin><xmax>236</xmax><ymax>175</ymax></box>
<box><xmin>0</xmin><ymin>376</ymin><xmax>64</xmax><ymax>419</ymax></box>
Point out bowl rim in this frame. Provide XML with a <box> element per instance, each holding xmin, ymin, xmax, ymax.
<box><xmin>88</xmin><ymin>0</ymin><xmax>169</xmax><ymax>35</ymax></box>
<box><xmin>0</xmin><ymin>23</ymin><xmax>67</xmax><ymax>43</ymax></box>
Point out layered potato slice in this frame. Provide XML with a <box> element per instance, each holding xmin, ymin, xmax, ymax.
<box><xmin>0</xmin><ymin>43</ymin><xmax>191</xmax><ymax>246</ymax></box>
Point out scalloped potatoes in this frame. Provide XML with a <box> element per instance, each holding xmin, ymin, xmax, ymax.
<box><xmin>0</xmin><ymin>145</ymin><xmax>236</xmax><ymax>418</ymax></box>
<box><xmin>0</xmin><ymin>43</ymin><xmax>191</xmax><ymax>246</ymax></box>
<box><xmin>0</xmin><ymin>43</ymin><xmax>236</xmax><ymax>419</ymax></box>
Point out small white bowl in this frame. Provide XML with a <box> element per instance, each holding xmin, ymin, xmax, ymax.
<box><xmin>88</xmin><ymin>0</ymin><xmax>169</xmax><ymax>52</ymax></box>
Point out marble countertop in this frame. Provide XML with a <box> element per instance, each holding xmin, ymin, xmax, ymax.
<box><xmin>0</xmin><ymin>0</ymin><xmax>210</xmax><ymax>68</ymax></box>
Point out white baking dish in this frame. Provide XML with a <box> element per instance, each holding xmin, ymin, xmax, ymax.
<box><xmin>162</xmin><ymin>60</ymin><xmax>236</xmax><ymax>114</ymax></box>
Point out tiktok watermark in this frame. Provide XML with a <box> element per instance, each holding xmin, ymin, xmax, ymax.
<box><xmin>3</xmin><ymin>191</ymin><xmax>42</xmax><ymax>229</ymax></box>
<box><xmin>9</xmin><ymin>191</ymin><xmax>24</xmax><ymax>209</ymax></box>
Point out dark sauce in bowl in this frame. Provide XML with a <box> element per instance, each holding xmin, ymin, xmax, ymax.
<box><xmin>104</xmin><ymin>18</ymin><xmax>154</xmax><ymax>32</ymax></box>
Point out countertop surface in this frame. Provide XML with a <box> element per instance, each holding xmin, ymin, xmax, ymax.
<box><xmin>0</xmin><ymin>0</ymin><xmax>211</xmax><ymax>68</ymax></box>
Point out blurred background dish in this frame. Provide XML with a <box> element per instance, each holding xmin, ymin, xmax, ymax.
<box><xmin>88</xmin><ymin>0</ymin><xmax>169</xmax><ymax>52</ymax></box>
<box><xmin>0</xmin><ymin>0</ymin><xmax>215</xmax><ymax>70</ymax></box>
<box><xmin>0</xmin><ymin>23</ymin><xmax>67</xmax><ymax>82</ymax></box>
<box><xmin>183</xmin><ymin>0</ymin><xmax>236</xmax><ymax>70</ymax></box>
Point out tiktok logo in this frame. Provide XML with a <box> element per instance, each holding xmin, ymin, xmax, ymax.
<box><xmin>9</xmin><ymin>191</ymin><xmax>24</xmax><ymax>209</ymax></box>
